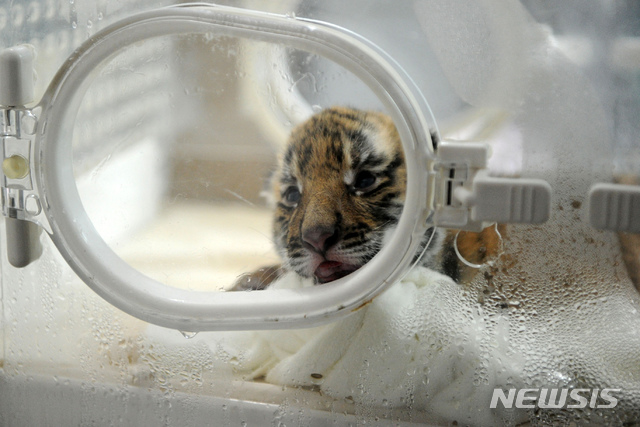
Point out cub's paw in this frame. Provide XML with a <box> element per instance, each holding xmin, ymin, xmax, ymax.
<box><xmin>231</xmin><ymin>264</ymin><xmax>284</xmax><ymax>291</ymax></box>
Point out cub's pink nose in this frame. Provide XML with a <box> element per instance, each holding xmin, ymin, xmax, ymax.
<box><xmin>302</xmin><ymin>225</ymin><xmax>338</xmax><ymax>253</ymax></box>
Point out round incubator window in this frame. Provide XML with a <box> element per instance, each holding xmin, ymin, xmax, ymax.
<box><xmin>32</xmin><ymin>5</ymin><xmax>438</xmax><ymax>331</ymax></box>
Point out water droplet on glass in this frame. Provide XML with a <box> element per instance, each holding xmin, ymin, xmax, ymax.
<box><xmin>20</xmin><ymin>111</ymin><xmax>37</xmax><ymax>135</ymax></box>
<box><xmin>179</xmin><ymin>331</ymin><xmax>198</xmax><ymax>339</ymax></box>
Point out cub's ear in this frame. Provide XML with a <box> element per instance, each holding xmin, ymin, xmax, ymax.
<box><xmin>260</xmin><ymin>169</ymin><xmax>278</xmax><ymax>208</ymax></box>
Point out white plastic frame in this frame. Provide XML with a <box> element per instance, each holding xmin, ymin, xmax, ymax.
<box><xmin>35</xmin><ymin>3</ymin><xmax>436</xmax><ymax>331</ymax></box>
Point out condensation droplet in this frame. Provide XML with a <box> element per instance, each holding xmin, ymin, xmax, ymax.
<box><xmin>0</xmin><ymin>8</ymin><xmax>8</xmax><ymax>32</ymax></box>
<box><xmin>179</xmin><ymin>331</ymin><xmax>198</xmax><ymax>339</ymax></box>
<box><xmin>11</xmin><ymin>4</ymin><xmax>25</xmax><ymax>27</ymax></box>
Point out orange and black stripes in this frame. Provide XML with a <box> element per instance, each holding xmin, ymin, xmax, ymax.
<box><xmin>266</xmin><ymin>106</ymin><xmax>440</xmax><ymax>281</ymax></box>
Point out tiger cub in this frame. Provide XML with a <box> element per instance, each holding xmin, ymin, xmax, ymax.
<box><xmin>232</xmin><ymin>106</ymin><xmax>506</xmax><ymax>290</ymax></box>
<box><xmin>234</xmin><ymin>107</ymin><xmax>442</xmax><ymax>290</ymax></box>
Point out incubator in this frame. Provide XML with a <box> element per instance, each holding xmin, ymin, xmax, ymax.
<box><xmin>1</xmin><ymin>0</ymin><xmax>639</xmax><ymax>425</ymax></box>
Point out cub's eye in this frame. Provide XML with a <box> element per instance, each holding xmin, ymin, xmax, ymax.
<box><xmin>353</xmin><ymin>171</ymin><xmax>377</xmax><ymax>191</ymax></box>
<box><xmin>282</xmin><ymin>186</ymin><xmax>301</xmax><ymax>207</ymax></box>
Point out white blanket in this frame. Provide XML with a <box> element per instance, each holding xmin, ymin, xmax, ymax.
<box><xmin>207</xmin><ymin>268</ymin><xmax>528</xmax><ymax>426</ymax></box>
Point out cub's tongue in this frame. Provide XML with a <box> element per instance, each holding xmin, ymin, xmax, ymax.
<box><xmin>314</xmin><ymin>261</ymin><xmax>358</xmax><ymax>283</ymax></box>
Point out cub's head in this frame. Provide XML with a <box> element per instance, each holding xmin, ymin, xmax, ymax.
<box><xmin>268</xmin><ymin>107</ymin><xmax>407</xmax><ymax>283</ymax></box>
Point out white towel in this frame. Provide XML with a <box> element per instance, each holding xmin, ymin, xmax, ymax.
<box><xmin>215</xmin><ymin>268</ymin><xmax>528</xmax><ymax>426</ymax></box>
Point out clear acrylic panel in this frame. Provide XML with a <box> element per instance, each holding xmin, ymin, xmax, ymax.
<box><xmin>72</xmin><ymin>32</ymin><xmax>281</xmax><ymax>292</ymax></box>
<box><xmin>71</xmin><ymin>32</ymin><xmax>420</xmax><ymax>293</ymax></box>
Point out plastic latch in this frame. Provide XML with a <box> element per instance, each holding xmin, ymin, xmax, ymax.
<box><xmin>455</xmin><ymin>169</ymin><xmax>552</xmax><ymax>228</ymax></box>
<box><xmin>0</xmin><ymin>45</ymin><xmax>35</xmax><ymax>107</ymax></box>
<box><xmin>433</xmin><ymin>141</ymin><xmax>552</xmax><ymax>231</ymax></box>
<box><xmin>589</xmin><ymin>183</ymin><xmax>640</xmax><ymax>233</ymax></box>
<box><xmin>0</xmin><ymin>45</ymin><xmax>47</xmax><ymax>267</ymax></box>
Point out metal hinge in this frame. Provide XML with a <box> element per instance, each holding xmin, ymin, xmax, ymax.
<box><xmin>432</xmin><ymin>141</ymin><xmax>552</xmax><ymax>231</ymax></box>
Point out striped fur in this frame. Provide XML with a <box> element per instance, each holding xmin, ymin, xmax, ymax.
<box><xmin>268</xmin><ymin>107</ymin><xmax>441</xmax><ymax>284</ymax></box>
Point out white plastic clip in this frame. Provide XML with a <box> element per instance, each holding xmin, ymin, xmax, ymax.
<box><xmin>0</xmin><ymin>45</ymin><xmax>46</xmax><ymax>267</ymax></box>
<box><xmin>0</xmin><ymin>45</ymin><xmax>35</xmax><ymax>107</ymax></box>
<box><xmin>589</xmin><ymin>183</ymin><xmax>640</xmax><ymax>233</ymax></box>
<box><xmin>433</xmin><ymin>141</ymin><xmax>552</xmax><ymax>231</ymax></box>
